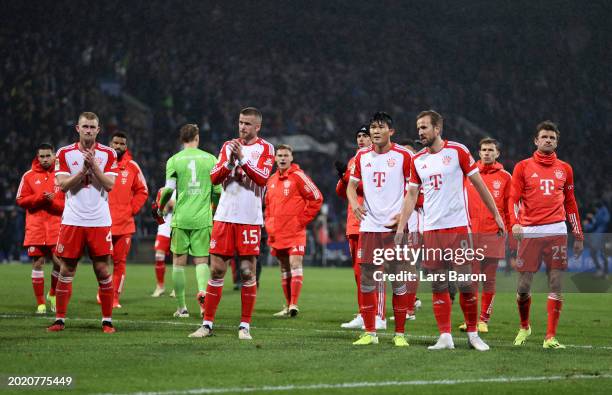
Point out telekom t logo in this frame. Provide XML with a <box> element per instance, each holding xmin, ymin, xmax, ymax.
<box><xmin>540</xmin><ymin>179</ymin><xmax>554</xmax><ymax>195</ymax></box>
<box><xmin>430</xmin><ymin>174</ymin><xmax>443</xmax><ymax>190</ymax></box>
<box><xmin>373</xmin><ymin>172</ymin><xmax>386</xmax><ymax>187</ymax></box>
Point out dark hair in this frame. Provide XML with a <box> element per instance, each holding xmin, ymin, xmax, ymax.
<box><xmin>37</xmin><ymin>142</ymin><xmax>54</xmax><ymax>153</ymax></box>
<box><xmin>535</xmin><ymin>120</ymin><xmax>560</xmax><ymax>139</ymax></box>
<box><xmin>276</xmin><ymin>144</ymin><xmax>293</xmax><ymax>153</ymax></box>
<box><xmin>240</xmin><ymin>107</ymin><xmax>262</xmax><ymax>123</ymax></box>
<box><xmin>179</xmin><ymin>123</ymin><xmax>199</xmax><ymax>143</ymax></box>
<box><xmin>356</xmin><ymin>124</ymin><xmax>370</xmax><ymax>137</ymax></box>
<box><xmin>369</xmin><ymin>112</ymin><xmax>393</xmax><ymax>129</ymax></box>
<box><xmin>112</xmin><ymin>131</ymin><xmax>128</xmax><ymax>140</ymax></box>
<box><xmin>400</xmin><ymin>139</ymin><xmax>416</xmax><ymax>147</ymax></box>
<box><xmin>478</xmin><ymin>137</ymin><xmax>500</xmax><ymax>150</ymax></box>
<box><xmin>416</xmin><ymin>110</ymin><xmax>443</xmax><ymax>129</ymax></box>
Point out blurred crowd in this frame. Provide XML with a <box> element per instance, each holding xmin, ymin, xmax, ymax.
<box><xmin>1</xmin><ymin>1</ymin><xmax>610</xmax><ymax>260</ymax></box>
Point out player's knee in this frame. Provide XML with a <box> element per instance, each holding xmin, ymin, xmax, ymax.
<box><xmin>516</xmin><ymin>292</ymin><xmax>530</xmax><ymax>301</ymax></box>
<box><xmin>391</xmin><ymin>283</ymin><xmax>407</xmax><ymax>296</ymax></box>
<box><xmin>457</xmin><ymin>280</ymin><xmax>475</xmax><ymax>294</ymax></box>
<box><xmin>431</xmin><ymin>280</ymin><xmax>448</xmax><ymax>293</ymax></box>
<box><xmin>361</xmin><ymin>284</ymin><xmax>376</xmax><ymax>293</ymax></box>
<box><xmin>548</xmin><ymin>292</ymin><xmax>563</xmax><ymax>301</ymax></box>
<box><xmin>210</xmin><ymin>267</ymin><xmax>225</xmax><ymax>279</ymax></box>
<box><xmin>155</xmin><ymin>252</ymin><xmax>165</xmax><ymax>261</ymax></box>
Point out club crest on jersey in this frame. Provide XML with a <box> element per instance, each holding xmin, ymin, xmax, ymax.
<box><xmin>210</xmin><ymin>239</ymin><xmax>217</xmax><ymax>249</ymax></box>
<box><xmin>57</xmin><ymin>244</ymin><xmax>64</xmax><ymax>253</ymax></box>
<box><xmin>387</xmin><ymin>158</ymin><xmax>396</xmax><ymax>168</ymax></box>
<box><xmin>493</xmin><ymin>180</ymin><xmax>501</xmax><ymax>190</ymax></box>
<box><xmin>442</xmin><ymin>156</ymin><xmax>452</xmax><ymax>166</ymax></box>
<box><xmin>251</xmin><ymin>151</ymin><xmax>261</xmax><ymax>161</ymax></box>
<box><xmin>554</xmin><ymin>169</ymin><xmax>564</xmax><ymax>180</ymax></box>
<box><xmin>28</xmin><ymin>246</ymin><xmax>35</xmax><ymax>253</ymax></box>
<box><xmin>121</xmin><ymin>170</ymin><xmax>129</xmax><ymax>178</ymax></box>
<box><xmin>516</xmin><ymin>257</ymin><xmax>523</xmax><ymax>268</ymax></box>
<box><xmin>283</xmin><ymin>180</ymin><xmax>291</xmax><ymax>188</ymax></box>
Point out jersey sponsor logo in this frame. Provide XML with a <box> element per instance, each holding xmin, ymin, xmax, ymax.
<box><xmin>387</xmin><ymin>158</ymin><xmax>396</xmax><ymax>168</ymax></box>
<box><xmin>539</xmin><ymin>179</ymin><xmax>555</xmax><ymax>195</ymax></box>
<box><xmin>373</xmin><ymin>171</ymin><xmax>386</xmax><ymax>187</ymax></box>
<box><xmin>430</xmin><ymin>173</ymin><xmax>443</xmax><ymax>190</ymax></box>
<box><xmin>442</xmin><ymin>156</ymin><xmax>452</xmax><ymax>166</ymax></box>
<box><xmin>554</xmin><ymin>169</ymin><xmax>565</xmax><ymax>180</ymax></box>
<box><xmin>531</xmin><ymin>172</ymin><xmax>539</xmax><ymax>178</ymax></box>
<box><xmin>493</xmin><ymin>180</ymin><xmax>501</xmax><ymax>190</ymax></box>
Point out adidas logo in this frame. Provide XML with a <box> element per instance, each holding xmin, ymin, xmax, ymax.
<box><xmin>35</xmin><ymin>180</ymin><xmax>41</xmax><ymax>184</ymax></box>
<box><xmin>421</xmin><ymin>164</ymin><xmax>427</xmax><ymax>169</ymax></box>
<box><xmin>365</xmin><ymin>163</ymin><xmax>372</xmax><ymax>167</ymax></box>
<box><xmin>72</xmin><ymin>161</ymin><xmax>79</xmax><ymax>166</ymax></box>
<box><xmin>530</xmin><ymin>172</ymin><xmax>538</xmax><ymax>178</ymax></box>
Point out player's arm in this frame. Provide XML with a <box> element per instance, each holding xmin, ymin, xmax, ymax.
<box><xmin>346</xmin><ymin>153</ymin><xmax>366</xmax><ymax>221</ymax></box>
<box><xmin>468</xmin><ymin>172</ymin><xmax>505</xmax><ymax>235</ymax></box>
<box><xmin>238</xmin><ymin>144</ymin><xmax>274</xmax><ymax>187</ymax></box>
<box><xmin>508</xmin><ymin>162</ymin><xmax>525</xmax><ymax>240</ymax></box>
<box><xmin>15</xmin><ymin>174</ymin><xmax>46</xmax><ymax>210</ymax></box>
<box><xmin>394</xmin><ymin>185</ymin><xmax>419</xmax><ymax>244</ymax></box>
<box><xmin>296</xmin><ymin>172</ymin><xmax>324</xmax><ymax>227</ymax></box>
<box><xmin>130</xmin><ymin>162</ymin><xmax>149</xmax><ymax>215</ymax></box>
<box><xmin>562</xmin><ymin>164</ymin><xmax>584</xmax><ymax>255</ymax></box>
<box><xmin>158</xmin><ymin>157</ymin><xmax>177</xmax><ymax>211</ymax></box>
<box><xmin>87</xmin><ymin>149</ymin><xmax>116</xmax><ymax>191</ymax></box>
<box><xmin>210</xmin><ymin>142</ymin><xmax>234</xmax><ymax>185</ymax></box>
<box><xmin>502</xmin><ymin>173</ymin><xmax>512</xmax><ymax>232</ymax></box>
<box><xmin>48</xmin><ymin>188</ymin><xmax>65</xmax><ymax>215</ymax></box>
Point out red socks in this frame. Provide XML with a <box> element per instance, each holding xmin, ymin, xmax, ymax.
<box><xmin>546</xmin><ymin>297</ymin><xmax>563</xmax><ymax>339</ymax></box>
<box><xmin>289</xmin><ymin>269</ymin><xmax>303</xmax><ymax>306</ymax></box>
<box><xmin>154</xmin><ymin>259</ymin><xmax>165</xmax><ymax>286</ymax></box>
<box><xmin>32</xmin><ymin>270</ymin><xmax>45</xmax><ymax>305</ymax></box>
<box><xmin>392</xmin><ymin>292</ymin><xmax>409</xmax><ymax>334</ymax></box>
<box><xmin>112</xmin><ymin>260</ymin><xmax>126</xmax><ymax>303</ymax></box>
<box><xmin>459</xmin><ymin>292</ymin><xmax>478</xmax><ymax>332</ymax></box>
<box><xmin>281</xmin><ymin>272</ymin><xmax>291</xmax><ymax>305</ymax></box>
<box><xmin>480</xmin><ymin>292</ymin><xmax>495</xmax><ymax>323</ymax></box>
<box><xmin>49</xmin><ymin>270</ymin><xmax>59</xmax><ymax>296</ymax></box>
<box><xmin>240</xmin><ymin>280</ymin><xmax>257</xmax><ymax>324</ymax></box>
<box><xmin>55</xmin><ymin>275</ymin><xmax>73</xmax><ymax>319</ymax></box>
<box><xmin>517</xmin><ymin>295</ymin><xmax>531</xmax><ymax>329</ymax></box>
<box><xmin>432</xmin><ymin>292</ymin><xmax>452</xmax><ymax>334</ymax></box>
<box><xmin>98</xmin><ymin>275</ymin><xmax>114</xmax><ymax>318</ymax></box>
<box><xmin>361</xmin><ymin>291</ymin><xmax>377</xmax><ymax>332</ymax></box>
<box><xmin>203</xmin><ymin>279</ymin><xmax>224</xmax><ymax>322</ymax></box>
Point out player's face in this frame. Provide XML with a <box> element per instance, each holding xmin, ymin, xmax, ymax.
<box><xmin>369</xmin><ymin>121</ymin><xmax>393</xmax><ymax>147</ymax></box>
<box><xmin>76</xmin><ymin>117</ymin><xmax>100</xmax><ymax>143</ymax></box>
<box><xmin>479</xmin><ymin>143</ymin><xmax>499</xmax><ymax>165</ymax></box>
<box><xmin>356</xmin><ymin>132</ymin><xmax>371</xmax><ymax>149</ymax></box>
<box><xmin>275</xmin><ymin>149</ymin><xmax>293</xmax><ymax>171</ymax></box>
<box><xmin>238</xmin><ymin>114</ymin><xmax>261</xmax><ymax>143</ymax></box>
<box><xmin>111</xmin><ymin>137</ymin><xmax>128</xmax><ymax>158</ymax></box>
<box><xmin>534</xmin><ymin>129</ymin><xmax>558</xmax><ymax>153</ymax></box>
<box><xmin>37</xmin><ymin>149</ymin><xmax>55</xmax><ymax>169</ymax></box>
<box><xmin>416</xmin><ymin>116</ymin><xmax>440</xmax><ymax>147</ymax></box>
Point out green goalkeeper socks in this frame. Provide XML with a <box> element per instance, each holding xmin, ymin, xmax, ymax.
<box><xmin>172</xmin><ymin>266</ymin><xmax>186</xmax><ymax>308</ymax></box>
<box><xmin>196</xmin><ymin>263</ymin><xmax>211</xmax><ymax>293</ymax></box>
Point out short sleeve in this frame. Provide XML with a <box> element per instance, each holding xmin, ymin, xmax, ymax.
<box><xmin>409</xmin><ymin>157</ymin><xmax>422</xmax><ymax>186</ymax></box>
<box><xmin>55</xmin><ymin>149</ymin><xmax>70</xmax><ymax>176</ymax></box>
<box><xmin>104</xmin><ymin>150</ymin><xmax>118</xmax><ymax>175</ymax></box>
<box><xmin>458</xmin><ymin>148</ymin><xmax>478</xmax><ymax>176</ymax></box>
<box><xmin>349</xmin><ymin>152</ymin><xmax>362</xmax><ymax>182</ymax></box>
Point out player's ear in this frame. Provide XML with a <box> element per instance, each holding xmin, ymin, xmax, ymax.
<box><xmin>389</xmin><ymin>128</ymin><xmax>395</xmax><ymax>136</ymax></box>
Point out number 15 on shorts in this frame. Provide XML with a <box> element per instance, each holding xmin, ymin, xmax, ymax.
<box><xmin>242</xmin><ymin>229</ymin><xmax>259</xmax><ymax>245</ymax></box>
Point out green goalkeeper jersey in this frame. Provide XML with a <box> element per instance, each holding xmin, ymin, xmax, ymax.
<box><xmin>165</xmin><ymin>147</ymin><xmax>221</xmax><ymax>229</ymax></box>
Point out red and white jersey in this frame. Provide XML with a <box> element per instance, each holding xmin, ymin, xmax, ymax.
<box><xmin>409</xmin><ymin>140</ymin><xmax>478</xmax><ymax>231</ymax></box>
<box><xmin>350</xmin><ymin>143</ymin><xmax>412</xmax><ymax>232</ymax></box>
<box><xmin>509</xmin><ymin>151</ymin><xmax>583</xmax><ymax>239</ymax></box>
<box><xmin>156</xmin><ymin>190</ymin><xmax>176</xmax><ymax>238</ymax></box>
<box><xmin>210</xmin><ymin>137</ymin><xmax>274</xmax><ymax>225</ymax></box>
<box><xmin>55</xmin><ymin>142</ymin><xmax>118</xmax><ymax>227</ymax></box>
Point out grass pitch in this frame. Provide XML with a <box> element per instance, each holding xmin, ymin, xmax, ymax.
<box><xmin>0</xmin><ymin>263</ymin><xmax>611</xmax><ymax>394</ymax></box>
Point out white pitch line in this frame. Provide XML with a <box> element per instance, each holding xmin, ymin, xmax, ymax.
<box><xmin>2</xmin><ymin>314</ymin><xmax>612</xmax><ymax>350</ymax></box>
<box><xmin>96</xmin><ymin>374</ymin><xmax>612</xmax><ymax>395</ymax></box>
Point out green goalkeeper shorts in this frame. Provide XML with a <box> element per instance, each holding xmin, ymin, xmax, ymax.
<box><xmin>170</xmin><ymin>227</ymin><xmax>211</xmax><ymax>257</ymax></box>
